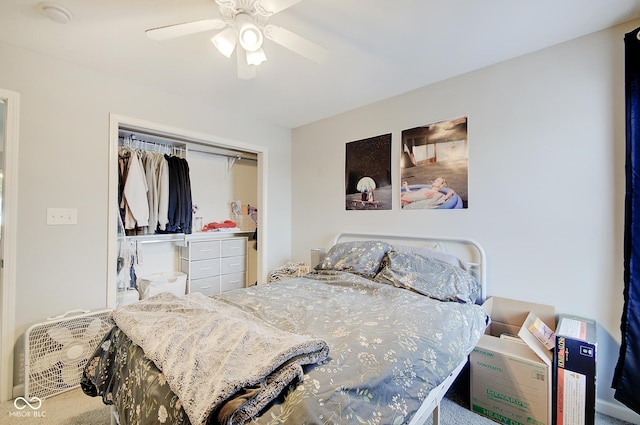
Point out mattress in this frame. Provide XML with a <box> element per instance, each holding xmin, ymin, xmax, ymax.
<box><xmin>82</xmin><ymin>270</ymin><xmax>488</xmax><ymax>425</ymax></box>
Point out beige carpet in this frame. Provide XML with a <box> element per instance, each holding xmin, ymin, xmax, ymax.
<box><xmin>0</xmin><ymin>385</ymin><xmax>633</xmax><ymax>425</ymax></box>
<box><xmin>0</xmin><ymin>387</ymin><xmax>497</xmax><ymax>425</ymax></box>
<box><xmin>1</xmin><ymin>388</ymin><xmax>110</xmax><ymax>425</ymax></box>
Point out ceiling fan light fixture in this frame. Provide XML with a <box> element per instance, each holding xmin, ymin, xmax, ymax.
<box><xmin>238</xmin><ymin>23</ymin><xmax>263</xmax><ymax>52</ymax></box>
<box><xmin>246</xmin><ymin>48</ymin><xmax>267</xmax><ymax>65</ymax></box>
<box><xmin>211</xmin><ymin>27</ymin><xmax>238</xmax><ymax>58</ymax></box>
<box><xmin>145</xmin><ymin>0</ymin><xmax>327</xmax><ymax>80</ymax></box>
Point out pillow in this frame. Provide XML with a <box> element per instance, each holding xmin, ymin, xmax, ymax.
<box><xmin>315</xmin><ymin>240</ymin><xmax>392</xmax><ymax>277</ymax></box>
<box><xmin>374</xmin><ymin>250</ymin><xmax>480</xmax><ymax>303</ymax></box>
<box><xmin>393</xmin><ymin>243</ymin><xmax>470</xmax><ymax>270</ymax></box>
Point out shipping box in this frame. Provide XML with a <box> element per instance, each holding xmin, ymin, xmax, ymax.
<box><xmin>554</xmin><ymin>314</ymin><xmax>597</xmax><ymax>425</ymax></box>
<box><xmin>470</xmin><ymin>297</ymin><xmax>555</xmax><ymax>425</ymax></box>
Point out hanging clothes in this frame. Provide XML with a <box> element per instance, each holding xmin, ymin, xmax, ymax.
<box><xmin>118</xmin><ymin>141</ymin><xmax>191</xmax><ymax>235</ymax></box>
<box><xmin>157</xmin><ymin>155</ymin><xmax>170</xmax><ymax>231</ymax></box>
<box><xmin>164</xmin><ymin>154</ymin><xmax>193</xmax><ymax>234</ymax></box>
<box><xmin>143</xmin><ymin>151</ymin><xmax>169</xmax><ymax>233</ymax></box>
<box><xmin>123</xmin><ymin>149</ymin><xmax>149</xmax><ymax>229</ymax></box>
<box><xmin>612</xmin><ymin>27</ymin><xmax>640</xmax><ymax>416</ymax></box>
<box><xmin>118</xmin><ymin>147</ymin><xmax>130</xmax><ymax>229</ymax></box>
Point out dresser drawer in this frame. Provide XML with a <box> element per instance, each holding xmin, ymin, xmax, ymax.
<box><xmin>222</xmin><ymin>238</ymin><xmax>246</xmax><ymax>257</ymax></box>
<box><xmin>182</xmin><ymin>258</ymin><xmax>220</xmax><ymax>280</ymax></box>
<box><xmin>221</xmin><ymin>272</ymin><xmax>245</xmax><ymax>292</ymax></box>
<box><xmin>189</xmin><ymin>276</ymin><xmax>221</xmax><ymax>296</ymax></box>
<box><xmin>183</xmin><ymin>240</ymin><xmax>221</xmax><ymax>261</ymax></box>
<box><xmin>221</xmin><ymin>256</ymin><xmax>246</xmax><ymax>274</ymax></box>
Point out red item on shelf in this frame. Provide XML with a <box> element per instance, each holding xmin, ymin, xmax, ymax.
<box><xmin>201</xmin><ymin>220</ymin><xmax>237</xmax><ymax>231</ymax></box>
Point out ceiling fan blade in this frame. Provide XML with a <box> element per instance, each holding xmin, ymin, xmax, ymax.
<box><xmin>258</xmin><ymin>0</ymin><xmax>304</xmax><ymax>14</ymax></box>
<box><xmin>146</xmin><ymin>19</ymin><xmax>226</xmax><ymax>41</ymax></box>
<box><xmin>264</xmin><ymin>25</ymin><xmax>328</xmax><ymax>64</ymax></box>
<box><xmin>236</xmin><ymin>45</ymin><xmax>257</xmax><ymax>80</ymax></box>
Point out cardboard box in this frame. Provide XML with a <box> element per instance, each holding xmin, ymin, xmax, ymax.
<box><xmin>470</xmin><ymin>297</ymin><xmax>555</xmax><ymax>425</ymax></box>
<box><xmin>554</xmin><ymin>314</ymin><xmax>597</xmax><ymax>425</ymax></box>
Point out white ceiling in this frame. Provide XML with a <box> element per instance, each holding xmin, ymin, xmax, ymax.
<box><xmin>1</xmin><ymin>0</ymin><xmax>640</xmax><ymax>129</ymax></box>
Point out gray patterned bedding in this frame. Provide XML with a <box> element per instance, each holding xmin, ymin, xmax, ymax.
<box><xmin>82</xmin><ymin>241</ymin><xmax>489</xmax><ymax>425</ymax></box>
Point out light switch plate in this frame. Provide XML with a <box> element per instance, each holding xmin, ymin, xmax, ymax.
<box><xmin>47</xmin><ymin>208</ymin><xmax>77</xmax><ymax>225</ymax></box>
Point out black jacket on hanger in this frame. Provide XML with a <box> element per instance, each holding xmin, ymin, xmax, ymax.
<box><xmin>164</xmin><ymin>155</ymin><xmax>192</xmax><ymax>234</ymax></box>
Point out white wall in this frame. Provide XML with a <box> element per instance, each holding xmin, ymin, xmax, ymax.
<box><xmin>0</xmin><ymin>40</ymin><xmax>292</xmax><ymax>389</ymax></box>
<box><xmin>189</xmin><ymin>152</ymin><xmax>257</xmax><ymax>226</ymax></box>
<box><xmin>291</xmin><ymin>20</ymin><xmax>640</xmax><ymax>423</ymax></box>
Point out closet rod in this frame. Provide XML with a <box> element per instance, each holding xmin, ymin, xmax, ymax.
<box><xmin>190</xmin><ymin>146</ymin><xmax>257</xmax><ymax>162</ymax></box>
<box><xmin>119</xmin><ymin>125</ymin><xmax>258</xmax><ymax>162</ymax></box>
<box><xmin>118</xmin><ymin>135</ymin><xmax>186</xmax><ymax>155</ymax></box>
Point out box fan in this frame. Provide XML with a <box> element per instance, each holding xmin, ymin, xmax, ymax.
<box><xmin>24</xmin><ymin>309</ymin><xmax>113</xmax><ymax>399</ymax></box>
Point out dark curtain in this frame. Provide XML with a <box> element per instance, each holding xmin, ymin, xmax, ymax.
<box><xmin>613</xmin><ymin>27</ymin><xmax>640</xmax><ymax>415</ymax></box>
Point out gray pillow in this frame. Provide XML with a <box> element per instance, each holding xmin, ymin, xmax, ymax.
<box><xmin>315</xmin><ymin>240</ymin><xmax>392</xmax><ymax>278</ymax></box>
<box><xmin>374</xmin><ymin>250</ymin><xmax>479</xmax><ymax>303</ymax></box>
<box><xmin>393</xmin><ymin>243</ymin><xmax>470</xmax><ymax>270</ymax></box>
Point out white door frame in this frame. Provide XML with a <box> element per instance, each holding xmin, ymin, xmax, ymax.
<box><xmin>0</xmin><ymin>89</ymin><xmax>20</xmax><ymax>402</ymax></box>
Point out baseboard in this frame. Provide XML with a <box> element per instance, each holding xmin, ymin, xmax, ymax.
<box><xmin>597</xmin><ymin>398</ymin><xmax>640</xmax><ymax>423</ymax></box>
<box><xmin>12</xmin><ymin>384</ymin><xmax>23</xmax><ymax>399</ymax></box>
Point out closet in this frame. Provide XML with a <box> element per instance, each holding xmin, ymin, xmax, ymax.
<box><xmin>112</xmin><ymin>120</ymin><xmax>259</xmax><ymax>307</ymax></box>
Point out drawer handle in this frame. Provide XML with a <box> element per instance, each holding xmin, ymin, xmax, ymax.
<box><xmin>228</xmin><ymin>280</ymin><xmax>239</xmax><ymax>283</ymax></box>
<box><xmin>200</xmin><ymin>285</ymin><xmax>212</xmax><ymax>289</ymax></box>
<box><xmin>199</xmin><ymin>249</ymin><xmax>212</xmax><ymax>252</ymax></box>
<box><xmin>230</xmin><ymin>263</ymin><xmax>240</xmax><ymax>267</ymax></box>
<box><xmin>199</xmin><ymin>267</ymin><xmax>212</xmax><ymax>271</ymax></box>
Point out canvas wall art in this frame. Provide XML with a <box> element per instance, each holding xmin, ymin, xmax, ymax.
<box><xmin>345</xmin><ymin>133</ymin><xmax>392</xmax><ymax>210</ymax></box>
<box><xmin>400</xmin><ymin>116</ymin><xmax>468</xmax><ymax>209</ymax></box>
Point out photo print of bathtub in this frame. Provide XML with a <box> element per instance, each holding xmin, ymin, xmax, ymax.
<box><xmin>345</xmin><ymin>133</ymin><xmax>392</xmax><ymax>210</ymax></box>
<box><xmin>401</xmin><ymin>116</ymin><xmax>468</xmax><ymax>209</ymax></box>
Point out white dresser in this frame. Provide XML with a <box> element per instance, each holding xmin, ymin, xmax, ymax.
<box><xmin>180</xmin><ymin>236</ymin><xmax>247</xmax><ymax>296</ymax></box>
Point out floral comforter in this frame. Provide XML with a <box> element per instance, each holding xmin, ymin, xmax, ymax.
<box><xmin>82</xmin><ymin>271</ymin><xmax>488</xmax><ymax>425</ymax></box>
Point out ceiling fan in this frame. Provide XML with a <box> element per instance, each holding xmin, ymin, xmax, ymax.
<box><xmin>145</xmin><ymin>0</ymin><xmax>328</xmax><ymax>79</ymax></box>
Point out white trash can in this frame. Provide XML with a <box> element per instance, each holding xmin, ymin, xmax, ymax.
<box><xmin>138</xmin><ymin>272</ymin><xmax>187</xmax><ymax>299</ymax></box>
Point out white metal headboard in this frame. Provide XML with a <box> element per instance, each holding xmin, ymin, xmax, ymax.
<box><xmin>334</xmin><ymin>233</ymin><xmax>487</xmax><ymax>303</ymax></box>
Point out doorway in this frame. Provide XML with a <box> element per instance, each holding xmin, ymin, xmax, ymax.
<box><xmin>0</xmin><ymin>89</ymin><xmax>20</xmax><ymax>401</ymax></box>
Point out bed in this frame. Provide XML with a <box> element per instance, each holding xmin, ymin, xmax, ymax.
<box><xmin>81</xmin><ymin>233</ymin><xmax>489</xmax><ymax>425</ymax></box>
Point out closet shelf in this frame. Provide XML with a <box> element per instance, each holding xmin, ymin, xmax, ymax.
<box><xmin>187</xmin><ymin>231</ymin><xmax>254</xmax><ymax>242</ymax></box>
<box><xmin>124</xmin><ymin>234</ymin><xmax>186</xmax><ymax>245</ymax></box>
<box><xmin>123</xmin><ymin>231</ymin><xmax>255</xmax><ymax>246</ymax></box>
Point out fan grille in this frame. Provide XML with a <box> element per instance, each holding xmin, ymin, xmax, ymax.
<box><xmin>24</xmin><ymin>310</ymin><xmax>113</xmax><ymax>400</ymax></box>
